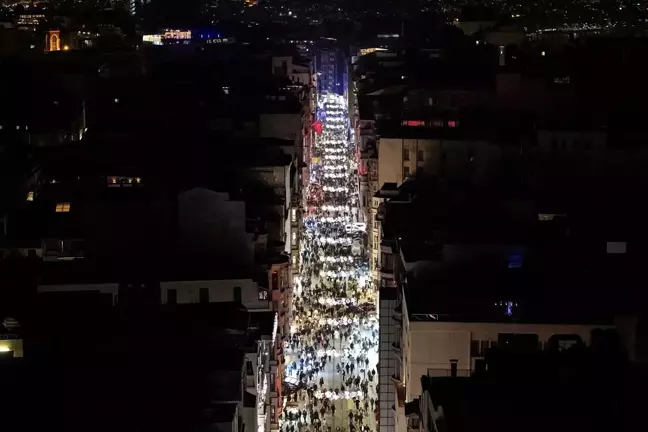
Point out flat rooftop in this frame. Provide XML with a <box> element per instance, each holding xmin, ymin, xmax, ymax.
<box><xmin>404</xmin><ymin>254</ymin><xmax>615</xmax><ymax>325</ymax></box>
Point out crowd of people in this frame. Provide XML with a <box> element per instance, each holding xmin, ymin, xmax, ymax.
<box><xmin>282</xmin><ymin>94</ymin><xmax>379</xmax><ymax>432</ymax></box>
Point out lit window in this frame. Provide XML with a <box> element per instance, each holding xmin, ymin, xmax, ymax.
<box><xmin>403</xmin><ymin>166</ymin><xmax>410</xmax><ymax>178</ymax></box>
<box><xmin>292</xmin><ymin>232</ymin><xmax>297</xmax><ymax>246</ymax></box>
<box><xmin>292</xmin><ymin>254</ymin><xmax>297</xmax><ymax>267</ymax></box>
<box><xmin>258</xmin><ymin>290</ymin><xmax>268</xmax><ymax>300</ymax></box>
<box><xmin>291</xmin><ymin>208</ymin><xmax>297</xmax><ymax>222</ymax></box>
<box><xmin>26</xmin><ymin>191</ymin><xmax>34</xmax><ymax>201</ymax></box>
<box><xmin>55</xmin><ymin>202</ymin><xmax>71</xmax><ymax>213</ymax></box>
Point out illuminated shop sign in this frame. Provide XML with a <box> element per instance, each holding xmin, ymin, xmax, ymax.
<box><xmin>206</xmin><ymin>37</ymin><xmax>236</xmax><ymax>44</ymax></box>
<box><xmin>163</xmin><ymin>29</ymin><xmax>191</xmax><ymax>40</ymax></box>
<box><xmin>359</xmin><ymin>47</ymin><xmax>387</xmax><ymax>56</ymax></box>
<box><xmin>401</xmin><ymin>120</ymin><xmax>425</xmax><ymax>127</ymax></box>
<box><xmin>271</xmin><ymin>313</ymin><xmax>278</xmax><ymax>348</ymax></box>
<box><xmin>142</xmin><ymin>34</ymin><xmax>162</xmax><ymax>45</ymax></box>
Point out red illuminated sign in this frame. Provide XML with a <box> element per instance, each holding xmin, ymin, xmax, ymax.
<box><xmin>401</xmin><ymin>120</ymin><xmax>425</xmax><ymax>127</ymax></box>
<box><xmin>313</xmin><ymin>121</ymin><xmax>323</xmax><ymax>134</ymax></box>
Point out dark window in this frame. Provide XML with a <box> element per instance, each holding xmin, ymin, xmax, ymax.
<box><xmin>246</xmin><ymin>360</ymin><xmax>254</xmax><ymax>376</ymax></box>
<box><xmin>417</xmin><ymin>150</ymin><xmax>424</xmax><ymax>161</ymax></box>
<box><xmin>450</xmin><ymin>359</ymin><xmax>458</xmax><ymax>377</ymax></box>
<box><xmin>470</xmin><ymin>340</ymin><xmax>480</xmax><ymax>357</ymax></box>
<box><xmin>234</xmin><ymin>286</ymin><xmax>242</xmax><ymax>303</ymax></box>
<box><xmin>403</xmin><ymin>166</ymin><xmax>410</xmax><ymax>177</ymax></box>
<box><xmin>403</xmin><ymin>148</ymin><xmax>410</xmax><ymax>161</ymax></box>
<box><xmin>199</xmin><ymin>287</ymin><xmax>209</xmax><ymax>304</ymax></box>
<box><xmin>498</xmin><ymin>333</ymin><xmax>539</xmax><ymax>350</ymax></box>
<box><xmin>168</xmin><ymin>289</ymin><xmax>177</xmax><ymax>305</ymax></box>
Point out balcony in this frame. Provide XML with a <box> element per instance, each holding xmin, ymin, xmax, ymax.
<box><xmin>380</xmin><ymin>266</ymin><xmax>394</xmax><ymax>279</ymax></box>
<box><xmin>393</xmin><ymin>312</ymin><xmax>402</xmax><ymax>324</ymax></box>
<box><xmin>360</xmin><ymin>127</ymin><xmax>375</xmax><ymax>137</ymax></box>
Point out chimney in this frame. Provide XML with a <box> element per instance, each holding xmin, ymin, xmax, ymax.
<box><xmin>450</xmin><ymin>359</ymin><xmax>458</xmax><ymax>377</ymax></box>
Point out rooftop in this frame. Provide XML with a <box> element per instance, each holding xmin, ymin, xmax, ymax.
<box><xmin>39</xmin><ymin>257</ymin><xmax>256</xmax><ymax>285</ymax></box>
<box><xmin>419</xmin><ymin>348</ymin><xmax>640</xmax><ymax>432</ymax></box>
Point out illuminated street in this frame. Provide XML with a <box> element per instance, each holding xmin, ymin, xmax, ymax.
<box><xmin>282</xmin><ymin>92</ymin><xmax>378</xmax><ymax>432</ymax></box>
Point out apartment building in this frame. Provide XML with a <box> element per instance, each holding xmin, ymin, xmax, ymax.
<box><xmin>375</xmin><ymin>178</ymin><xmax>637</xmax><ymax>432</ymax></box>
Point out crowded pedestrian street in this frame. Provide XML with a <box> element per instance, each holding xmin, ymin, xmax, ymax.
<box><xmin>281</xmin><ymin>93</ymin><xmax>378</xmax><ymax>432</ymax></box>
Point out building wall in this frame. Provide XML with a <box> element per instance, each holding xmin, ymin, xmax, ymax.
<box><xmin>372</xmin><ymin>137</ymin><xmax>502</xmax><ymax>287</ymax></box>
<box><xmin>160</xmin><ymin>279</ymin><xmax>270</xmax><ymax>311</ymax></box>
<box><xmin>405</xmin><ymin>320</ymin><xmax>612</xmax><ymax>400</ymax></box>
<box><xmin>291</xmin><ymin>72</ymin><xmax>310</xmax><ymax>85</ymax></box>
<box><xmin>248</xmin><ymin>165</ymin><xmax>293</xmax><ymax>255</ymax></box>
<box><xmin>272</xmin><ymin>56</ymin><xmax>293</xmax><ymax>77</ymax></box>
<box><xmin>259</xmin><ymin>114</ymin><xmax>302</xmax><ymax>155</ymax></box>
<box><xmin>38</xmin><ymin>283</ymin><xmax>120</xmax><ymax>305</ymax></box>
<box><xmin>378</xmin><ymin>137</ymin><xmax>502</xmax><ymax>186</ymax></box>
<box><xmin>378</xmin><ymin>139</ymin><xmax>405</xmax><ymax>186</ymax></box>
<box><xmin>177</xmin><ymin>188</ymin><xmax>253</xmax><ymax>264</ymax></box>
<box><xmin>378</xmin><ymin>291</ymin><xmax>399</xmax><ymax>432</ymax></box>
<box><xmin>242</xmin><ymin>406</ymin><xmax>257</xmax><ymax>432</ymax></box>
<box><xmin>213</xmin><ymin>420</ymin><xmax>236</xmax><ymax>432</ymax></box>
